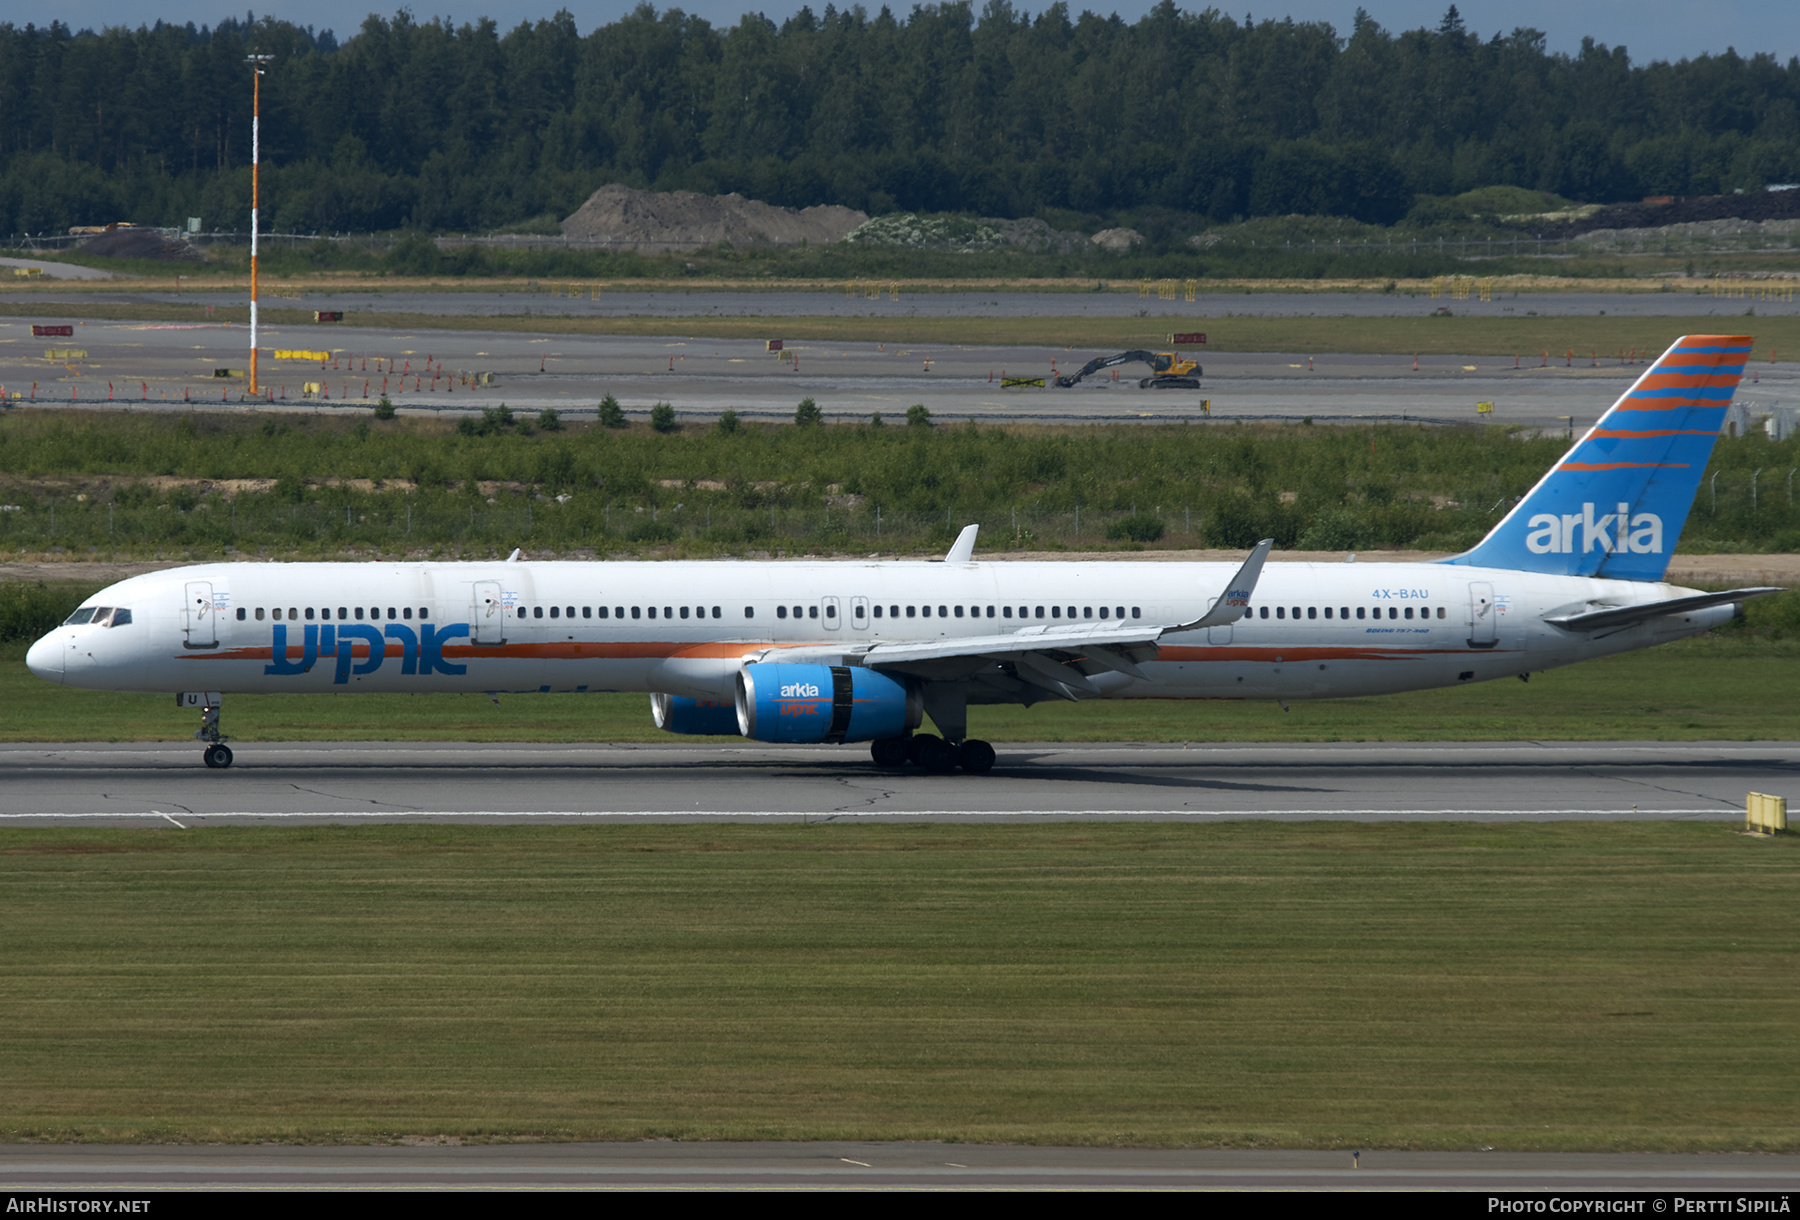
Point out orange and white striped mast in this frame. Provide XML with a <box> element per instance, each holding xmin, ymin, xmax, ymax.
<box><xmin>246</xmin><ymin>54</ymin><xmax>273</xmax><ymax>398</ymax></box>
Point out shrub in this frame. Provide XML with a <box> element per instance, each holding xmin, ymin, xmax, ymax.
<box><xmin>1296</xmin><ymin>508</ymin><xmax>1366</xmax><ymax>551</ymax></box>
<box><xmin>372</xmin><ymin>395</ymin><xmax>396</xmax><ymax>420</ymax></box>
<box><xmin>1107</xmin><ymin>512</ymin><xmax>1166</xmax><ymax>543</ymax></box>
<box><xmin>906</xmin><ymin>404</ymin><xmax>932</xmax><ymax>428</ymax></box>
<box><xmin>650</xmin><ymin>403</ymin><xmax>678</xmax><ymax>433</ymax></box>
<box><xmin>0</xmin><ymin>581</ymin><xmax>89</xmax><ymax>643</ymax></box>
<box><xmin>598</xmin><ymin>394</ymin><xmax>627</xmax><ymax>428</ymax></box>
<box><xmin>537</xmin><ymin>409</ymin><xmax>562</xmax><ymax>431</ymax></box>
<box><xmin>794</xmin><ymin>397</ymin><xmax>823</xmax><ymax>427</ymax></box>
<box><xmin>716</xmin><ymin>409</ymin><xmax>740</xmax><ymax>435</ymax></box>
<box><xmin>628</xmin><ymin>517</ymin><xmax>678</xmax><ymax>543</ymax></box>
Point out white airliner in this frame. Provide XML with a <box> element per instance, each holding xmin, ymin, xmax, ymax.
<box><xmin>26</xmin><ymin>334</ymin><xmax>1780</xmax><ymax>772</ymax></box>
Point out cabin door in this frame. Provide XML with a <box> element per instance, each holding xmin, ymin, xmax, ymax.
<box><xmin>1468</xmin><ymin>582</ymin><xmax>1497</xmax><ymax>647</ymax></box>
<box><xmin>182</xmin><ymin>581</ymin><xmax>218</xmax><ymax>649</ymax></box>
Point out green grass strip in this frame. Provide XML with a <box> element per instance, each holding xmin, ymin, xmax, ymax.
<box><xmin>1</xmin><ymin>821</ymin><xmax>1793</xmax><ymax>1149</ymax></box>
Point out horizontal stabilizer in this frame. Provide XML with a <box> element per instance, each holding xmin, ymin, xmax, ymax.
<box><xmin>1543</xmin><ymin>587</ymin><xmax>1782</xmax><ymax>632</ymax></box>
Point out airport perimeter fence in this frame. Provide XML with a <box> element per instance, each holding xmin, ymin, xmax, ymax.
<box><xmin>2</xmin><ymin>479</ymin><xmax>1796</xmax><ymax>557</ymax></box>
<box><xmin>9</xmin><ymin>231</ymin><xmax>785</xmax><ymax>254</ymax></box>
<box><xmin>14</xmin><ymin>229</ymin><xmax>1800</xmax><ymax>259</ymax></box>
<box><xmin>0</xmin><ymin>498</ymin><xmax>1214</xmax><ymax>555</ymax></box>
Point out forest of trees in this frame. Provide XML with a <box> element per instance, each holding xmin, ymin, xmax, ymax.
<box><xmin>2</xmin><ymin>3</ymin><xmax>1799</xmax><ymax>238</ymax></box>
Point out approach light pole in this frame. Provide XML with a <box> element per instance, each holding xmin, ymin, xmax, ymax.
<box><xmin>246</xmin><ymin>54</ymin><xmax>273</xmax><ymax>398</ymax></box>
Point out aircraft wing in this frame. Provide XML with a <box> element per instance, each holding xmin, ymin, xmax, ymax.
<box><xmin>1543</xmin><ymin>586</ymin><xmax>1783</xmax><ymax>632</ymax></box>
<box><xmin>856</xmin><ymin>539</ymin><xmax>1274</xmax><ymax>699</ymax></box>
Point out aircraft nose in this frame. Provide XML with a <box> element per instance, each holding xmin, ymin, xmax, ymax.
<box><xmin>25</xmin><ymin>631</ymin><xmax>64</xmax><ymax>684</ymax></box>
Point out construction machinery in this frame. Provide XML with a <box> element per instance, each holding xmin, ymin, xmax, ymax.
<box><xmin>1053</xmin><ymin>349</ymin><xmax>1201</xmax><ymax>389</ymax></box>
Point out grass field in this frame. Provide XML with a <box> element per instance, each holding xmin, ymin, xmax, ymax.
<box><xmin>4</xmin><ymin>634</ymin><xmax>1797</xmax><ymax>744</ymax></box>
<box><xmin>1</xmin><ymin>821</ymin><xmax>1793</xmax><ymax>1148</ymax></box>
<box><xmin>1</xmin><ymin>298</ymin><xmax>1794</xmax><ymax>360</ymax></box>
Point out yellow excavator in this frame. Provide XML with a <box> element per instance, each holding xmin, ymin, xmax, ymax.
<box><xmin>1054</xmin><ymin>349</ymin><xmax>1202</xmax><ymax>390</ymax></box>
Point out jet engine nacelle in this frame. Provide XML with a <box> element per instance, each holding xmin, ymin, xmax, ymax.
<box><xmin>735</xmin><ymin>663</ymin><xmax>919</xmax><ymax>744</ymax></box>
<box><xmin>650</xmin><ymin>692</ymin><xmax>742</xmax><ymax>736</ymax></box>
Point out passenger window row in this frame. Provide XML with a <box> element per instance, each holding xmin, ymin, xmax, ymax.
<box><xmin>1247</xmin><ymin>605</ymin><xmax>1446</xmax><ymax>621</ymax></box>
<box><xmin>239</xmin><ymin>606</ymin><xmax>429</xmax><ymax>622</ymax></box>
<box><xmin>519</xmin><ymin>605</ymin><xmax>734</xmax><ymax>620</ymax></box>
<box><xmin>870</xmin><ymin>605</ymin><xmax>1143</xmax><ymax>621</ymax></box>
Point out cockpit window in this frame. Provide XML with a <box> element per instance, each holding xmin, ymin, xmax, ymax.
<box><xmin>63</xmin><ymin>606</ymin><xmax>132</xmax><ymax>627</ymax></box>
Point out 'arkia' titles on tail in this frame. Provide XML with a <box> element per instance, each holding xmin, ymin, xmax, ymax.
<box><xmin>1444</xmin><ymin>334</ymin><xmax>1752</xmax><ymax>582</ymax></box>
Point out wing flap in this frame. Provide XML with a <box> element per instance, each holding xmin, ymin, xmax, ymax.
<box><xmin>862</xmin><ymin>621</ymin><xmax>1163</xmax><ymax>668</ymax></box>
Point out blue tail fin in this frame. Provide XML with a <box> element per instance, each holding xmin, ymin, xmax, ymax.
<box><xmin>1444</xmin><ymin>334</ymin><xmax>1752</xmax><ymax>582</ymax></box>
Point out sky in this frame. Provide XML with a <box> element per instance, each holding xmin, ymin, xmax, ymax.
<box><xmin>8</xmin><ymin>0</ymin><xmax>1798</xmax><ymax>67</ymax></box>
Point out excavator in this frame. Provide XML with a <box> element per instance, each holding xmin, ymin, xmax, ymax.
<box><xmin>1053</xmin><ymin>349</ymin><xmax>1202</xmax><ymax>390</ymax></box>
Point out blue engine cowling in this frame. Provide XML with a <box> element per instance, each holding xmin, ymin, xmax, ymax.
<box><xmin>651</xmin><ymin>692</ymin><xmax>743</xmax><ymax>736</ymax></box>
<box><xmin>735</xmin><ymin>663</ymin><xmax>919</xmax><ymax>744</ymax></box>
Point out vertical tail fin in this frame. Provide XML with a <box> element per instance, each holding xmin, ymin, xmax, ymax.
<box><xmin>1444</xmin><ymin>334</ymin><xmax>1752</xmax><ymax>581</ymax></box>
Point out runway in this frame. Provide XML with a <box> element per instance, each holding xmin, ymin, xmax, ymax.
<box><xmin>0</xmin><ymin>740</ymin><xmax>1785</xmax><ymax>826</ymax></box>
<box><xmin>2</xmin><ymin>1142</ymin><xmax>1798</xmax><ymax>1191</ymax></box>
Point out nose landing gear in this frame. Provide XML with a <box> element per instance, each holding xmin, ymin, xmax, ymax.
<box><xmin>179</xmin><ymin>691</ymin><xmax>233</xmax><ymax>769</ymax></box>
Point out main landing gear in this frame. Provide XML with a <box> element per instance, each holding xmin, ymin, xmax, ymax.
<box><xmin>182</xmin><ymin>691</ymin><xmax>233</xmax><ymax>769</ymax></box>
<box><xmin>871</xmin><ymin>734</ymin><xmax>996</xmax><ymax>775</ymax></box>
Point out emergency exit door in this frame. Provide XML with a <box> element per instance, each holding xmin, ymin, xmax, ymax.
<box><xmin>472</xmin><ymin>580</ymin><xmax>507</xmax><ymax>644</ymax></box>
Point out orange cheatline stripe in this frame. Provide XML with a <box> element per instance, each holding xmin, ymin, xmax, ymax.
<box><xmin>188</xmin><ymin>641</ymin><xmax>1506</xmax><ymax>667</ymax></box>
<box><xmin>1590</xmin><ymin>428</ymin><xmax>1719</xmax><ymax>438</ymax></box>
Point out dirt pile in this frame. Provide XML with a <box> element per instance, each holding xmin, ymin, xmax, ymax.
<box><xmin>1089</xmin><ymin>227</ymin><xmax>1143</xmax><ymax>251</ymax></box>
<box><xmin>561</xmin><ymin>184</ymin><xmax>866</xmax><ymax>249</ymax></box>
<box><xmin>1577</xmin><ymin>217</ymin><xmax>1800</xmax><ymax>246</ymax></box>
<box><xmin>77</xmin><ymin>228</ymin><xmax>206</xmax><ymax>261</ymax></box>
<box><xmin>1538</xmin><ymin>190</ymin><xmax>1800</xmax><ymax>237</ymax></box>
<box><xmin>845</xmin><ymin>213</ymin><xmax>1087</xmax><ymax>252</ymax></box>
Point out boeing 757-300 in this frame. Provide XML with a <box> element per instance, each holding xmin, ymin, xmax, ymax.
<box><xmin>26</xmin><ymin>334</ymin><xmax>1779</xmax><ymax>772</ymax></box>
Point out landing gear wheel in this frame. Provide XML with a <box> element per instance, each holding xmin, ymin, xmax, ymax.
<box><xmin>871</xmin><ymin>737</ymin><xmax>910</xmax><ymax>768</ymax></box>
<box><xmin>203</xmin><ymin>743</ymin><xmax>234</xmax><ymax>770</ymax></box>
<box><xmin>911</xmin><ymin>734</ymin><xmax>957</xmax><ymax>773</ymax></box>
<box><xmin>959</xmin><ymin>739</ymin><xmax>996</xmax><ymax>775</ymax></box>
